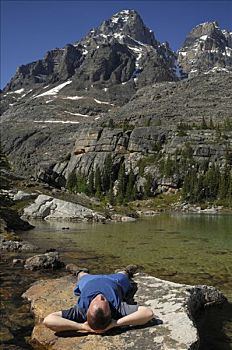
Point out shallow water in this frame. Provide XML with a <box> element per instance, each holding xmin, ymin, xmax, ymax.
<box><xmin>1</xmin><ymin>213</ymin><xmax>232</xmax><ymax>349</ymax></box>
<box><xmin>22</xmin><ymin>213</ymin><xmax>232</xmax><ymax>298</ymax></box>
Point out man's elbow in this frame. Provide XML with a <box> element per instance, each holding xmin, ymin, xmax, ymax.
<box><xmin>43</xmin><ymin>314</ymin><xmax>56</xmax><ymax>330</ymax></box>
<box><xmin>139</xmin><ymin>306</ymin><xmax>154</xmax><ymax>321</ymax></box>
<box><xmin>145</xmin><ymin>307</ymin><xmax>154</xmax><ymax>321</ymax></box>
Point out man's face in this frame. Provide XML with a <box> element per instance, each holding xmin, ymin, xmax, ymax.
<box><xmin>89</xmin><ymin>294</ymin><xmax>110</xmax><ymax>314</ymax></box>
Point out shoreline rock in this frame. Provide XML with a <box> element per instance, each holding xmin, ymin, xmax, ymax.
<box><xmin>24</xmin><ymin>251</ymin><xmax>64</xmax><ymax>271</ymax></box>
<box><xmin>22</xmin><ymin>273</ymin><xmax>226</xmax><ymax>350</ymax></box>
<box><xmin>22</xmin><ymin>194</ymin><xmax>106</xmax><ymax>223</ymax></box>
<box><xmin>22</xmin><ymin>194</ymin><xmax>137</xmax><ymax>223</ymax></box>
<box><xmin>0</xmin><ymin>235</ymin><xmax>37</xmax><ymax>252</ymax></box>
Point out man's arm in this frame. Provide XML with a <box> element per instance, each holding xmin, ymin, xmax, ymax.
<box><xmin>99</xmin><ymin>306</ymin><xmax>154</xmax><ymax>333</ymax></box>
<box><xmin>116</xmin><ymin>306</ymin><xmax>154</xmax><ymax>327</ymax></box>
<box><xmin>43</xmin><ymin>311</ymin><xmax>91</xmax><ymax>333</ymax></box>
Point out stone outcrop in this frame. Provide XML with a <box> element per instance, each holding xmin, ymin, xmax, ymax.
<box><xmin>0</xmin><ymin>235</ymin><xmax>37</xmax><ymax>251</ymax></box>
<box><xmin>0</xmin><ymin>207</ymin><xmax>34</xmax><ymax>234</ymax></box>
<box><xmin>24</xmin><ymin>251</ymin><xmax>64</xmax><ymax>271</ymax></box>
<box><xmin>22</xmin><ymin>273</ymin><xmax>226</xmax><ymax>350</ymax></box>
<box><xmin>22</xmin><ymin>194</ymin><xmax>106</xmax><ymax>222</ymax></box>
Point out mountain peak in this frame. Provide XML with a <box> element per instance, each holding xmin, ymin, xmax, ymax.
<box><xmin>178</xmin><ymin>21</ymin><xmax>232</xmax><ymax>77</ymax></box>
<box><xmin>84</xmin><ymin>9</ymin><xmax>157</xmax><ymax>47</ymax></box>
<box><xmin>182</xmin><ymin>21</ymin><xmax>223</xmax><ymax>47</ymax></box>
<box><xmin>111</xmin><ymin>9</ymin><xmax>139</xmax><ymax>20</ymax></box>
<box><xmin>197</xmin><ymin>21</ymin><xmax>219</xmax><ymax>29</ymax></box>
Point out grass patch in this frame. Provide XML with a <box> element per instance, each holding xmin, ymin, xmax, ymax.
<box><xmin>130</xmin><ymin>192</ymin><xmax>181</xmax><ymax>211</ymax></box>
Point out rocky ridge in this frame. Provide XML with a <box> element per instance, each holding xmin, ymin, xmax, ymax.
<box><xmin>3</xmin><ymin>10</ymin><xmax>181</xmax><ymax>96</ymax></box>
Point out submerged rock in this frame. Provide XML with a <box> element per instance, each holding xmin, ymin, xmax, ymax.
<box><xmin>0</xmin><ymin>235</ymin><xmax>37</xmax><ymax>252</ymax></box>
<box><xmin>22</xmin><ymin>273</ymin><xmax>226</xmax><ymax>350</ymax></box>
<box><xmin>22</xmin><ymin>194</ymin><xmax>106</xmax><ymax>222</ymax></box>
<box><xmin>110</xmin><ymin>214</ymin><xmax>136</xmax><ymax>222</ymax></box>
<box><xmin>24</xmin><ymin>251</ymin><xmax>65</xmax><ymax>271</ymax></box>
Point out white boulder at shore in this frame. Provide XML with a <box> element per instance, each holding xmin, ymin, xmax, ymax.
<box><xmin>23</xmin><ymin>273</ymin><xmax>226</xmax><ymax>350</ymax></box>
<box><xmin>22</xmin><ymin>194</ymin><xmax>106</xmax><ymax>222</ymax></box>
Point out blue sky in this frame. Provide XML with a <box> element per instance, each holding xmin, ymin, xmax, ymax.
<box><xmin>1</xmin><ymin>0</ymin><xmax>231</xmax><ymax>89</ymax></box>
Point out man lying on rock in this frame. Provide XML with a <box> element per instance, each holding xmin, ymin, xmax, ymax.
<box><xmin>43</xmin><ymin>265</ymin><xmax>154</xmax><ymax>334</ymax></box>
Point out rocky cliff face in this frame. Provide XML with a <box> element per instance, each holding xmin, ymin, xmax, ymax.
<box><xmin>178</xmin><ymin>22</ymin><xmax>232</xmax><ymax>76</ymax></box>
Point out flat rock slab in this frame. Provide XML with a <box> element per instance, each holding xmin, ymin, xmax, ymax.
<box><xmin>22</xmin><ymin>274</ymin><xmax>226</xmax><ymax>350</ymax></box>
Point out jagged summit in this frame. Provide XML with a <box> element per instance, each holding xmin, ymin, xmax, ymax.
<box><xmin>182</xmin><ymin>21</ymin><xmax>227</xmax><ymax>47</ymax></box>
<box><xmin>86</xmin><ymin>9</ymin><xmax>157</xmax><ymax>47</ymax></box>
<box><xmin>178</xmin><ymin>21</ymin><xmax>232</xmax><ymax>76</ymax></box>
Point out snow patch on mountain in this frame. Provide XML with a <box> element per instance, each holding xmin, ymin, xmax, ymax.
<box><xmin>64</xmin><ymin>96</ymin><xmax>84</xmax><ymax>100</ymax></box>
<box><xmin>64</xmin><ymin>111</ymin><xmax>91</xmax><ymax>117</ymax></box>
<box><xmin>35</xmin><ymin>81</ymin><xmax>72</xmax><ymax>98</ymax></box>
<box><xmin>7</xmin><ymin>88</ymin><xmax>25</xmax><ymax>95</ymax></box>
<box><xmin>34</xmin><ymin>120</ymin><xmax>80</xmax><ymax>124</ymax></box>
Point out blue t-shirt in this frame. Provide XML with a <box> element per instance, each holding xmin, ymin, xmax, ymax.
<box><xmin>62</xmin><ymin>274</ymin><xmax>138</xmax><ymax>322</ymax></box>
<box><xmin>74</xmin><ymin>276</ymin><xmax>123</xmax><ymax>320</ymax></box>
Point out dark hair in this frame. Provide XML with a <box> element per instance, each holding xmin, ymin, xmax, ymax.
<box><xmin>87</xmin><ymin>307</ymin><xmax>111</xmax><ymax>330</ymax></box>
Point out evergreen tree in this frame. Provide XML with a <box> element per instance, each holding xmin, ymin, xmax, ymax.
<box><xmin>76</xmin><ymin>172</ymin><xmax>88</xmax><ymax>194</ymax></box>
<box><xmin>125</xmin><ymin>170</ymin><xmax>136</xmax><ymax>202</ymax></box>
<box><xmin>107</xmin><ymin>184</ymin><xmax>115</xmax><ymax>205</ymax></box>
<box><xmin>164</xmin><ymin>155</ymin><xmax>175</xmax><ymax>177</ymax></box>
<box><xmin>88</xmin><ymin>170</ymin><xmax>95</xmax><ymax>195</ymax></box>
<box><xmin>117</xmin><ymin>162</ymin><xmax>127</xmax><ymax>204</ymax></box>
<box><xmin>95</xmin><ymin>166</ymin><xmax>102</xmax><ymax>197</ymax></box>
<box><xmin>193</xmin><ymin>173</ymin><xmax>204</xmax><ymax>203</ymax></box>
<box><xmin>227</xmin><ymin>172</ymin><xmax>232</xmax><ymax>205</ymax></box>
<box><xmin>144</xmin><ymin>174</ymin><xmax>153</xmax><ymax>198</ymax></box>
<box><xmin>223</xmin><ymin>117</ymin><xmax>232</xmax><ymax>131</ymax></box>
<box><xmin>204</xmin><ymin>164</ymin><xmax>220</xmax><ymax>200</ymax></box>
<box><xmin>219</xmin><ymin>166</ymin><xmax>230</xmax><ymax>200</ymax></box>
<box><xmin>66</xmin><ymin>170</ymin><xmax>77</xmax><ymax>192</ymax></box>
<box><xmin>182</xmin><ymin>168</ymin><xmax>197</xmax><ymax>201</ymax></box>
<box><xmin>201</xmin><ymin>117</ymin><xmax>208</xmax><ymax>129</ymax></box>
<box><xmin>209</xmin><ymin>117</ymin><xmax>214</xmax><ymax>129</ymax></box>
<box><xmin>102</xmin><ymin>154</ymin><xmax>113</xmax><ymax>193</ymax></box>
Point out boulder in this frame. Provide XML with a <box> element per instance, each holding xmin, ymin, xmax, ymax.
<box><xmin>22</xmin><ymin>194</ymin><xmax>106</xmax><ymax>222</ymax></box>
<box><xmin>0</xmin><ymin>235</ymin><xmax>37</xmax><ymax>252</ymax></box>
<box><xmin>22</xmin><ymin>273</ymin><xmax>226</xmax><ymax>350</ymax></box>
<box><xmin>110</xmin><ymin>214</ymin><xmax>136</xmax><ymax>222</ymax></box>
<box><xmin>0</xmin><ymin>207</ymin><xmax>34</xmax><ymax>233</ymax></box>
<box><xmin>24</xmin><ymin>251</ymin><xmax>64</xmax><ymax>271</ymax></box>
